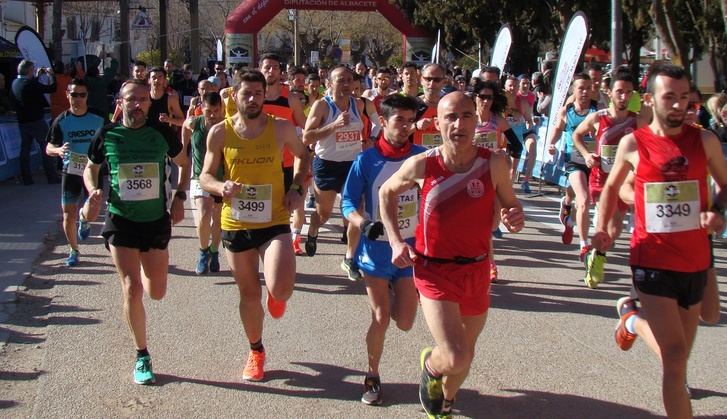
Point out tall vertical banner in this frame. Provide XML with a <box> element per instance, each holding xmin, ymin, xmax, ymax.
<box><xmin>489</xmin><ymin>25</ymin><xmax>512</xmax><ymax>71</ymax></box>
<box><xmin>532</xmin><ymin>11</ymin><xmax>588</xmax><ymax>188</ymax></box>
<box><xmin>15</xmin><ymin>26</ymin><xmax>52</xmax><ymax>103</ymax></box>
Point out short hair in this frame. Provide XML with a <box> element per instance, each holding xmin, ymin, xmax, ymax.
<box><xmin>259</xmin><ymin>53</ymin><xmax>282</xmax><ymax>67</ymax></box>
<box><xmin>305</xmin><ymin>73</ymin><xmax>320</xmax><ymax>84</ymax></box>
<box><xmin>472</xmin><ymin>79</ymin><xmax>507</xmax><ymax>114</ymax></box>
<box><xmin>202</xmin><ymin>92</ymin><xmax>222</xmax><ymax>107</ymax></box>
<box><xmin>120</xmin><ymin>78</ymin><xmax>149</xmax><ymax>93</ymax></box>
<box><xmin>379</xmin><ymin>94</ymin><xmax>418</xmax><ymax>119</ymax></box>
<box><xmin>646</xmin><ymin>62</ymin><xmax>689</xmax><ymax>94</ymax></box>
<box><xmin>611</xmin><ymin>68</ymin><xmax>635</xmax><ymax>87</ymax></box>
<box><xmin>214</xmin><ymin>61</ymin><xmax>224</xmax><ymax>67</ymax></box>
<box><xmin>289</xmin><ymin>67</ymin><xmax>306</xmax><ymax>79</ymax></box>
<box><xmin>133</xmin><ymin>61</ymin><xmax>147</xmax><ymax>68</ymax></box>
<box><xmin>182</xmin><ymin>64</ymin><xmax>192</xmax><ymax>71</ymax></box>
<box><xmin>18</xmin><ymin>59</ymin><xmax>34</xmax><ymax>75</ymax></box>
<box><xmin>67</xmin><ymin>78</ymin><xmax>87</xmax><ymax>89</ymax></box>
<box><xmin>572</xmin><ymin>72</ymin><xmax>591</xmax><ymax>82</ymax></box>
<box><xmin>402</xmin><ymin>61</ymin><xmax>419</xmax><ymax>71</ymax></box>
<box><xmin>239</xmin><ymin>70</ymin><xmax>267</xmax><ymax>91</ymax></box>
<box><xmin>587</xmin><ymin>63</ymin><xmax>603</xmax><ymax>73</ymax></box>
<box><xmin>421</xmin><ymin>63</ymin><xmax>446</xmax><ymax>75</ymax></box>
<box><xmin>483</xmin><ymin>66</ymin><xmax>501</xmax><ymax>77</ymax></box>
<box><xmin>148</xmin><ymin>66</ymin><xmax>166</xmax><ymax>77</ymax></box>
<box><xmin>376</xmin><ymin>68</ymin><xmax>391</xmax><ymax>77</ymax></box>
<box><xmin>328</xmin><ymin>64</ymin><xmax>354</xmax><ymax>81</ymax></box>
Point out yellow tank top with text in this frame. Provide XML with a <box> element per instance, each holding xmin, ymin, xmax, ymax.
<box><xmin>221</xmin><ymin>115</ymin><xmax>289</xmax><ymax>230</ymax></box>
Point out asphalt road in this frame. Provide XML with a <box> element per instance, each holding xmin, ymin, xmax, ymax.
<box><xmin>1</xmin><ymin>182</ymin><xmax>726</xmax><ymax>418</ymax></box>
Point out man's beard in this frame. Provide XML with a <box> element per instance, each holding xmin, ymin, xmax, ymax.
<box><xmin>245</xmin><ymin>109</ymin><xmax>263</xmax><ymax>119</ymax></box>
<box><xmin>657</xmin><ymin>109</ymin><xmax>685</xmax><ymax>128</ymax></box>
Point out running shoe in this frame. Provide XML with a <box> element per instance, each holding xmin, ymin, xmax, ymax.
<box><xmin>438</xmin><ymin>399</ymin><xmax>455</xmax><ymax>419</ymax></box>
<box><xmin>361</xmin><ymin>375</ymin><xmax>383</xmax><ymax>406</ymax></box>
<box><xmin>209</xmin><ymin>249</ymin><xmax>220</xmax><ymax>272</ymax></box>
<box><xmin>341</xmin><ymin>257</ymin><xmax>362</xmax><ymax>281</ymax></box>
<box><xmin>419</xmin><ymin>347</ymin><xmax>444</xmax><ymax>417</ymax></box>
<box><xmin>584</xmin><ymin>249</ymin><xmax>606</xmax><ymax>288</ymax></box>
<box><xmin>521</xmin><ymin>180</ymin><xmax>532</xmax><ymax>194</ymax></box>
<box><xmin>305</xmin><ymin>194</ymin><xmax>315</xmax><ymax>209</ymax></box>
<box><xmin>490</xmin><ymin>262</ymin><xmax>498</xmax><ymax>284</ymax></box>
<box><xmin>77</xmin><ymin>218</ymin><xmax>91</xmax><ymax>242</ymax></box>
<box><xmin>305</xmin><ymin>234</ymin><xmax>318</xmax><ymax>257</ymax></box>
<box><xmin>266</xmin><ymin>291</ymin><xmax>286</xmax><ymax>319</ymax></box>
<box><xmin>195</xmin><ymin>249</ymin><xmax>210</xmax><ymax>275</ymax></box>
<box><xmin>292</xmin><ymin>236</ymin><xmax>304</xmax><ymax>256</ymax></box>
<box><xmin>558</xmin><ymin>196</ymin><xmax>572</xmax><ymax>225</ymax></box>
<box><xmin>492</xmin><ymin>227</ymin><xmax>503</xmax><ymax>239</ymax></box>
<box><xmin>579</xmin><ymin>245</ymin><xmax>591</xmax><ymax>263</ymax></box>
<box><xmin>562</xmin><ymin>216</ymin><xmax>574</xmax><ymax>245</ymax></box>
<box><xmin>242</xmin><ymin>350</ymin><xmax>265</xmax><ymax>382</ymax></box>
<box><xmin>65</xmin><ymin>249</ymin><xmax>79</xmax><ymax>267</ymax></box>
<box><xmin>133</xmin><ymin>355</ymin><xmax>156</xmax><ymax>385</ymax></box>
<box><xmin>614</xmin><ymin>296</ymin><xmax>638</xmax><ymax>351</ymax></box>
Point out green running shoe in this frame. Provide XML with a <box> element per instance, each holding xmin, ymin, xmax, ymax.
<box><xmin>584</xmin><ymin>249</ymin><xmax>606</xmax><ymax>289</ymax></box>
<box><xmin>419</xmin><ymin>347</ymin><xmax>444</xmax><ymax>417</ymax></box>
<box><xmin>133</xmin><ymin>355</ymin><xmax>156</xmax><ymax>385</ymax></box>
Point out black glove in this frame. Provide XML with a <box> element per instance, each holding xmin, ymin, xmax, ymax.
<box><xmin>361</xmin><ymin>219</ymin><xmax>385</xmax><ymax>240</ymax></box>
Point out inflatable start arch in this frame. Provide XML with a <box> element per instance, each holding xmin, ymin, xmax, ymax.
<box><xmin>224</xmin><ymin>0</ymin><xmax>432</xmax><ymax>67</ymax></box>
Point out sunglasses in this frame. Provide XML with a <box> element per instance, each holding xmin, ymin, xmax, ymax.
<box><xmin>476</xmin><ymin>93</ymin><xmax>493</xmax><ymax>100</ymax></box>
<box><xmin>422</xmin><ymin>76</ymin><xmax>444</xmax><ymax>83</ymax></box>
<box><xmin>69</xmin><ymin>92</ymin><xmax>88</xmax><ymax>98</ymax></box>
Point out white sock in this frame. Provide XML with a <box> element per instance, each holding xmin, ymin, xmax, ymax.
<box><xmin>580</xmin><ymin>240</ymin><xmax>588</xmax><ymax>249</ymax></box>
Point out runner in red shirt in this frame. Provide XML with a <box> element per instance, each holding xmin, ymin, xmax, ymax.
<box><xmin>592</xmin><ymin>63</ymin><xmax>727</xmax><ymax>419</ymax></box>
<box><xmin>379</xmin><ymin>92</ymin><xmax>524</xmax><ymax>418</ymax></box>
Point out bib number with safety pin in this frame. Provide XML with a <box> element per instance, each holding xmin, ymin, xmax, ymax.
<box><xmin>422</xmin><ymin>133</ymin><xmax>443</xmax><ymax>149</ymax></box>
<box><xmin>475</xmin><ymin>131</ymin><xmax>499</xmax><ymax>151</ymax></box>
<box><xmin>600</xmin><ymin>144</ymin><xmax>618</xmax><ymax>173</ymax></box>
<box><xmin>378</xmin><ymin>189</ymin><xmax>418</xmax><ymax>241</ymax></box>
<box><xmin>644</xmin><ymin>180</ymin><xmax>700</xmax><ymax>233</ymax></box>
<box><xmin>335</xmin><ymin>130</ymin><xmax>361</xmax><ymax>152</ymax></box>
<box><xmin>571</xmin><ymin>140</ymin><xmax>595</xmax><ymax>165</ymax></box>
<box><xmin>67</xmin><ymin>152</ymin><xmax>88</xmax><ymax>176</ymax></box>
<box><xmin>232</xmin><ymin>184</ymin><xmax>272</xmax><ymax>223</ymax></box>
<box><xmin>118</xmin><ymin>163</ymin><xmax>159</xmax><ymax>201</ymax></box>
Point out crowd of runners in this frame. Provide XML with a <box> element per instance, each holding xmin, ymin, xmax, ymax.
<box><xmin>18</xmin><ymin>47</ymin><xmax>727</xmax><ymax>418</ymax></box>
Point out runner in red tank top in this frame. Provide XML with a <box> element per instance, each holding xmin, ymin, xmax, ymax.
<box><xmin>592</xmin><ymin>63</ymin><xmax>727</xmax><ymax>419</ymax></box>
<box><xmin>413</xmin><ymin>64</ymin><xmax>447</xmax><ymax>149</ymax></box>
<box><xmin>379</xmin><ymin>92</ymin><xmax>524</xmax><ymax>418</ymax></box>
<box><xmin>572</xmin><ymin>68</ymin><xmax>646</xmax><ymax>287</ymax></box>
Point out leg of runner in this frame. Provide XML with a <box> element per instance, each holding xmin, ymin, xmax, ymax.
<box><xmin>419</xmin><ymin>297</ymin><xmax>487</xmax><ymax>406</ymax></box>
<box><xmin>342</xmin><ymin>222</ymin><xmax>362</xmax><ymax>281</ymax></box>
<box><xmin>636</xmin><ymin>291</ymin><xmax>701</xmax><ymax>418</ymax></box>
<box><xmin>259</xmin><ymin>233</ymin><xmax>296</xmax><ymax>304</ymax></box>
<box><xmin>61</xmin><ymin>203</ymin><xmax>80</xmax><ymax>266</ymax></box>
<box><xmin>193</xmin><ymin>196</ymin><xmax>213</xmax><ymax>274</ymax></box>
<box><xmin>209</xmin><ymin>202</ymin><xmax>223</xmax><ymax>272</ymax></box>
<box><xmin>568</xmin><ymin>170</ymin><xmax>591</xmax><ymax>261</ymax></box>
<box><xmin>306</xmin><ymin>186</ymin><xmax>337</xmax><ymax>256</ymax></box>
<box><xmin>521</xmin><ymin>134</ymin><xmax>537</xmax><ymax>193</ymax></box>
<box><xmin>701</xmin><ymin>268</ymin><xmax>720</xmax><ymax>324</ymax></box>
<box><xmin>291</xmin><ymin>204</ymin><xmax>306</xmax><ymax>256</ymax></box>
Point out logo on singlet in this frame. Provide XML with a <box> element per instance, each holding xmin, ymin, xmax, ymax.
<box><xmin>133</xmin><ymin>165</ymin><xmax>144</xmax><ymax>177</ymax></box>
<box><xmin>661</xmin><ymin>156</ymin><xmax>689</xmax><ymax>181</ymax></box>
<box><xmin>665</xmin><ymin>185</ymin><xmax>678</xmax><ymax>199</ymax></box>
<box><xmin>467</xmin><ymin>179</ymin><xmax>484</xmax><ymax>198</ymax></box>
<box><xmin>246</xmin><ymin>186</ymin><xmax>257</xmax><ymax>198</ymax></box>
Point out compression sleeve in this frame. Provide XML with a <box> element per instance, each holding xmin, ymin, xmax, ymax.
<box><xmin>341</xmin><ymin>154</ymin><xmax>366</xmax><ymax>220</ymax></box>
<box><xmin>503</xmin><ymin>128</ymin><xmax>524</xmax><ymax>158</ymax></box>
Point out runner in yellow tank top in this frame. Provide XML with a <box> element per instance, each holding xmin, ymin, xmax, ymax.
<box><xmin>200</xmin><ymin>70</ymin><xmax>310</xmax><ymax>382</ymax></box>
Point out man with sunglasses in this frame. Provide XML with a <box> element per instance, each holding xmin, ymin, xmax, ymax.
<box><xmin>413</xmin><ymin>63</ymin><xmax>447</xmax><ymax>149</ymax></box>
<box><xmin>80</xmin><ymin>79</ymin><xmax>188</xmax><ymax>385</ymax></box>
<box><xmin>46</xmin><ymin>79</ymin><xmax>107</xmax><ymax>266</ymax></box>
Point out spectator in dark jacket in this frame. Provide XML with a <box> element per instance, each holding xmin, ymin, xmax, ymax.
<box><xmin>10</xmin><ymin>59</ymin><xmax>59</xmax><ymax>185</ymax></box>
<box><xmin>84</xmin><ymin>54</ymin><xmax>118</xmax><ymax>118</ymax></box>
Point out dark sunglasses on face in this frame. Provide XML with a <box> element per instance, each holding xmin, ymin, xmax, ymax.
<box><xmin>422</xmin><ymin>76</ymin><xmax>444</xmax><ymax>83</ymax></box>
<box><xmin>476</xmin><ymin>93</ymin><xmax>493</xmax><ymax>100</ymax></box>
<box><xmin>69</xmin><ymin>92</ymin><xmax>88</xmax><ymax>98</ymax></box>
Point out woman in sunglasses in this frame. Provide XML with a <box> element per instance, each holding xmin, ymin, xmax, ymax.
<box><xmin>471</xmin><ymin>79</ymin><xmax>523</xmax><ymax>282</ymax></box>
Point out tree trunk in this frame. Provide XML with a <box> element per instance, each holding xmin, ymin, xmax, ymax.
<box><xmin>651</xmin><ymin>0</ymin><xmax>692</xmax><ymax>76</ymax></box>
<box><xmin>722</xmin><ymin>0</ymin><xmax>727</xmax><ymax>35</ymax></box>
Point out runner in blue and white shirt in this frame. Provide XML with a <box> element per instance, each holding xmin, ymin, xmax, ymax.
<box><xmin>340</xmin><ymin>94</ymin><xmax>425</xmax><ymax>406</ymax></box>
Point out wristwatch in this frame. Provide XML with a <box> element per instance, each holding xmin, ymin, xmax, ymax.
<box><xmin>174</xmin><ymin>191</ymin><xmax>187</xmax><ymax>201</ymax></box>
<box><xmin>289</xmin><ymin>183</ymin><xmax>304</xmax><ymax>196</ymax></box>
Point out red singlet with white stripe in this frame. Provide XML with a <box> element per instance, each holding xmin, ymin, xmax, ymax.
<box><xmin>416</xmin><ymin>147</ymin><xmax>495</xmax><ymax>259</ymax></box>
<box><xmin>632</xmin><ymin>124</ymin><xmax>709</xmax><ymax>272</ymax></box>
<box><xmin>590</xmin><ymin>109</ymin><xmax>638</xmax><ymax>193</ymax></box>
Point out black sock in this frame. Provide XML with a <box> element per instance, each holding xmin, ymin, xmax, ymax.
<box><xmin>250</xmin><ymin>339</ymin><xmax>264</xmax><ymax>353</ymax></box>
<box><xmin>136</xmin><ymin>348</ymin><xmax>150</xmax><ymax>358</ymax></box>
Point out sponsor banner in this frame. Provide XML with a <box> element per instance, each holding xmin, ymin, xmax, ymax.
<box><xmin>15</xmin><ymin>26</ymin><xmax>52</xmax><ymax>103</ymax></box>
<box><xmin>490</xmin><ymin>25</ymin><xmax>512</xmax><ymax>71</ymax></box>
<box><xmin>406</xmin><ymin>37</ymin><xmax>433</xmax><ymax>66</ymax></box>
<box><xmin>226</xmin><ymin>33</ymin><xmax>254</xmax><ymax>65</ymax></box>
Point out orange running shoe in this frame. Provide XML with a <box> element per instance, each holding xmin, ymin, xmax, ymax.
<box><xmin>614</xmin><ymin>296</ymin><xmax>638</xmax><ymax>351</ymax></box>
<box><xmin>579</xmin><ymin>245</ymin><xmax>591</xmax><ymax>263</ymax></box>
<box><xmin>266</xmin><ymin>291</ymin><xmax>286</xmax><ymax>319</ymax></box>
<box><xmin>242</xmin><ymin>350</ymin><xmax>266</xmax><ymax>381</ymax></box>
<box><xmin>490</xmin><ymin>262</ymin><xmax>498</xmax><ymax>283</ymax></box>
<box><xmin>292</xmin><ymin>236</ymin><xmax>304</xmax><ymax>256</ymax></box>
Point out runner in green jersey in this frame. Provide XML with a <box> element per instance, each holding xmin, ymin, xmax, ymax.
<box><xmin>80</xmin><ymin>79</ymin><xmax>188</xmax><ymax>385</ymax></box>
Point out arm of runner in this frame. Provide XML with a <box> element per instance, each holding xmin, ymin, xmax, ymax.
<box><xmin>592</xmin><ymin>134</ymin><xmax>638</xmax><ymax>251</ymax></box>
<box><xmin>701</xmin><ymin>129</ymin><xmax>727</xmax><ymax>233</ymax></box>
<box><xmin>491</xmin><ymin>152</ymin><xmax>524</xmax><ymax>233</ymax></box>
<box><xmin>302</xmin><ymin>99</ymin><xmax>347</xmax><ymax>146</ymax></box>
<box><xmin>287</xmin><ymin>91</ymin><xmax>308</xmax><ymax>129</ymax></box>
<box><xmin>521</xmin><ymin>97</ymin><xmax>535</xmax><ymax>128</ymax></box>
<box><xmin>200</xmin><ymin>121</ymin><xmax>238</xmax><ymax>198</ymax></box>
<box><xmin>572</xmin><ymin>112</ymin><xmax>599</xmax><ymax>168</ymax></box>
<box><xmin>341</xmin><ymin>156</ymin><xmax>368</xmax><ymax>228</ymax></box>
<box><xmin>618</xmin><ymin>171</ymin><xmax>636</xmax><ymax>205</ymax></box>
<box><xmin>45</xmin><ymin>114</ymin><xmax>67</xmax><ymax>157</ymax></box>
<box><xmin>277</xmin><ymin>119</ymin><xmax>310</xmax><ymax>212</ymax></box>
<box><xmin>162</xmin><ymin>126</ymin><xmax>188</xmax><ymax>225</ymax></box>
<box><xmin>82</xmin><ymin>130</ymin><xmax>107</xmax><ymax>222</ymax></box>
<box><xmin>186</xmin><ymin>96</ymin><xmax>199</xmax><ymax>118</ymax></box>
<box><xmin>160</xmin><ymin>91</ymin><xmax>186</xmax><ymax>127</ymax></box>
<box><xmin>379</xmin><ymin>154</ymin><xmax>425</xmax><ymax>267</ymax></box>
<box><xmin>363</xmin><ymin>97</ymin><xmax>382</xmax><ymax>140</ymax></box>
<box><xmin>547</xmin><ymin>107</ymin><xmax>567</xmax><ymax>155</ymax></box>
